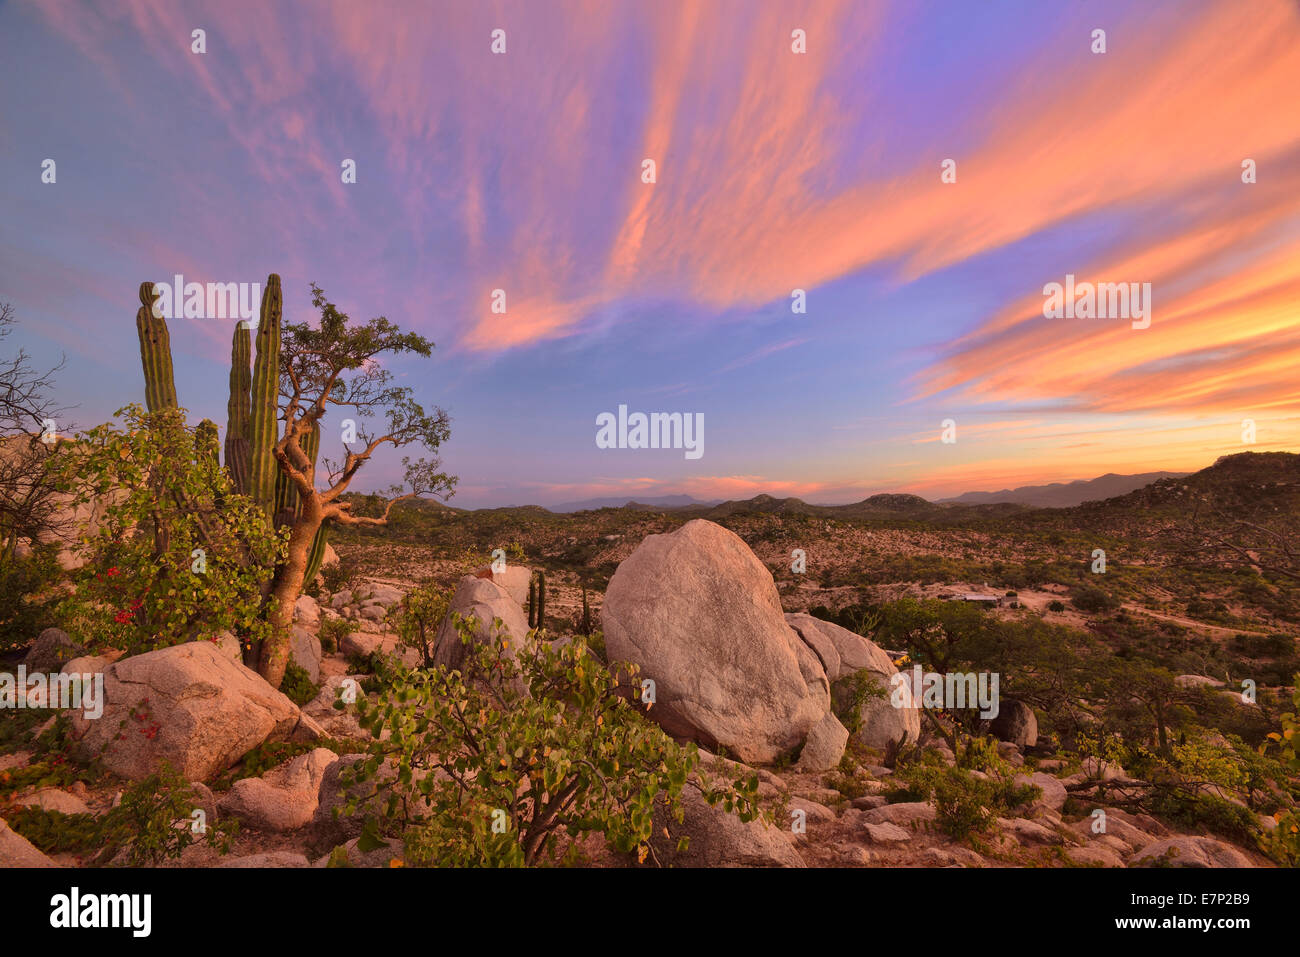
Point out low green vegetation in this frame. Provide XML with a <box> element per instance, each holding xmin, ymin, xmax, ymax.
<box><xmin>341</xmin><ymin>615</ymin><xmax>762</xmax><ymax>866</ymax></box>
<box><xmin>6</xmin><ymin>762</ymin><xmax>237</xmax><ymax>865</ymax></box>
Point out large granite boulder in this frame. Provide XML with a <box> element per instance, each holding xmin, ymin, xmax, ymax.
<box><xmin>473</xmin><ymin>564</ymin><xmax>533</xmax><ymax>608</ymax></box>
<box><xmin>1132</xmin><ymin>835</ymin><xmax>1253</xmax><ymax>868</ymax></box>
<box><xmin>648</xmin><ymin>787</ymin><xmax>804</xmax><ymax>867</ymax></box>
<box><xmin>69</xmin><ymin>641</ymin><xmax>301</xmax><ymax>781</ymax></box>
<box><xmin>290</xmin><ymin>626</ymin><xmax>323</xmax><ymax>683</ymax></box>
<box><xmin>220</xmin><ymin>748</ymin><xmax>337</xmax><ymax>832</ymax></box>
<box><xmin>430</xmin><ymin>575</ymin><xmax>531</xmax><ymax>672</ymax></box>
<box><xmin>602</xmin><ymin>520</ymin><xmax>829</xmax><ymax>764</ymax></box>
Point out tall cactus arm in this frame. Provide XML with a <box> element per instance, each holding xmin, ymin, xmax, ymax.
<box><xmin>247</xmin><ymin>274</ymin><xmax>282</xmax><ymax>515</ymax></box>
<box><xmin>225</xmin><ymin>322</ymin><xmax>252</xmax><ymax>493</ymax></box>
<box><xmin>302</xmin><ymin>525</ymin><xmax>329</xmax><ymax>587</ymax></box>
<box><xmin>275</xmin><ymin>418</ymin><xmax>319</xmax><ymax>523</ymax></box>
<box><xmin>136</xmin><ymin>281</ymin><xmax>178</xmax><ymax>412</ymax></box>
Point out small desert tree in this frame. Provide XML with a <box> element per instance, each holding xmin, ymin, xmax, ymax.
<box><xmin>0</xmin><ymin>301</ymin><xmax>69</xmax><ymax>557</ymax></box>
<box><xmin>342</xmin><ymin>620</ymin><xmax>762</xmax><ymax>866</ymax></box>
<box><xmin>259</xmin><ymin>284</ymin><xmax>455</xmax><ymax>686</ymax></box>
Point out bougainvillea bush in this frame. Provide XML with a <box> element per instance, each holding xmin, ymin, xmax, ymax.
<box><xmin>56</xmin><ymin>404</ymin><xmax>285</xmax><ymax>657</ymax></box>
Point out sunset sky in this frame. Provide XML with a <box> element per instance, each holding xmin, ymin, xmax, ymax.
<box><xmin>2</xmin><ymin>0</ymin><xmax>1298</xmax><ymax>508</ymax></box>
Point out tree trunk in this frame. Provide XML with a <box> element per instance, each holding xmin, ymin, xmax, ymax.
<box><xmin>259</xmin><ymin>503</ymin><xmax>322</xmax><ymax>688</ymax></box>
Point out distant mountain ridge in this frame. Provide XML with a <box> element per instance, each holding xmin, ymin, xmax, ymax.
<box><xmin>359</xmin><ymin>455</ymin><xmax>1296</xmax><ymax>529</ymax></box>
<box><xmin>546</xmin><ymin>471</ymin><xmax>1191</xmax><ymax>515</ymax></box>
<box><xmin>938</xmin><ymin>471</ymin><xmax>1189</xmax><ymax>508</ymax></box>
<box><xmin>550</xmin><ymin>494</ymin><xmax>722</xmax><ymax>513</ymax></box>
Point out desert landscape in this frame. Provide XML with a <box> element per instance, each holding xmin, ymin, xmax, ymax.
<box><xmin>1</xmin><ymin>4</ymin><xmax>1297</xmax><ymax>942</ymax></box>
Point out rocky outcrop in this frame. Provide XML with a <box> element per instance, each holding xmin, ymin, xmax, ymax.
<box><xmin>989</xmin><ymin>699</ymin><xmax>1038</xmax><ymax>748</ymax></box>
<box><xmin>216</xmin><ymin>851</ymin><xmax>311</xmax><ymax>868</ymax></box>
<box><xmin>220</xmin><ymin>748</ymin><xmax>337</xmax><ymax>832</ymax></box>
<box><xmin>1015</xmin><ymin>772</ymin><xmax>1067</xmax><ymax>814</ymax></box>
<box><xmin>12</xmin><ymin>787</ymin><xmax>91</xmax><ymax>816</ymax></box>
<box><xmin>785</xmin><ymin>613</ymin><xmax>920</xmax><ymax>751</ymax></box>
<box><xmin>602</xmin><ymin>520</ymin><xmax>829</xmax><ymax>764</ymax></box>
<box><xmin>340</xmin><ymin>631</ymin><xmax>421</xmax><ymax>669</ymax></box>
<box><xmin>69</xmin><ymin>641</ymin><xmax>301</xmax><ymax>782</ymax></box>
<box><xmin>1132</xmin><ymin>835</ymin><xmax>1253</xmax><ymax>868</ymax></box>
<box><xmin>294</xmin><ymin>595</ymin><xmax>321</xmax><ymax>628</ymax></box>
<box><xmin>795</xmin><ymin>712</ymin><xmax>849</xmax><ymax>772</ymax></box>
<box><xmin>862</xmin><ymin>802</ymin><xmax>937</xmax><ymax>828</ymax></box>
<box><xmin>648</xmin><ymin>787</ymin><xmax>804</xmax><ymax>867</ymax></box>
<box><xmin>473</xmin><ymin>564</ymin><xmax>533</xmax><ymax>607</ymax></box>
<box><xmin>431</xmin><ymin>575</ymin><xmax>531</xmax><ymax>672</ymax></box>
<box><xmin>290</xmin><ymin>625</ymin><xmax>323</xmax><ymax>683</ymax></box>
<box><xmin>301</xmin><ymin>675</ymin><xmax>366</xmax><ymax>739</ymax></box>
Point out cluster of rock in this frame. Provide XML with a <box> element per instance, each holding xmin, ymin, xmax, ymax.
<box><xmin>601</xmin><ymin>520</ymin><xmax>918</xmax><ymax>771</ymax></box>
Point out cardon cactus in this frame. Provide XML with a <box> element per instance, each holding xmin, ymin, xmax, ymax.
<box><xmin>275</xmin><ymin>419</ymin><xmax>319</xmax><ymax>523</ymax></box>
<box><xmin>137</xmin><ymin>275</ymin><xmax>280</xmax><ymax>513</ymax></box>
<box><xmin>136</xmin><ymin>281</ymin><xmax>178</xmax><ymax>412</ymax></box>
<box><xmin>247</xmin><ymin>275</ymin><xmax>282</xmax><ymax>516</ymax></box>
<box><xmin>225</xmin><ymin>322</ymin><xmax>252</xmax><ymax>494</ymax></box>
<box><xmin>302</xmin><ymin>526</ymin><xmax>329</xmax><ymax>587</ymax></box>
<box><xmin>276</xmin><ymin>418</ymin><xmax>331</xmax><ymax>586</ymax></box>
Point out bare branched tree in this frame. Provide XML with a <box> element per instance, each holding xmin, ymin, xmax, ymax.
<box><xmin>0</xmin><ymin>302</ymin><xmax>71</xmax><ymax>556</ymax></box>
<box><xmin>258</xmin><ymin>284</ymin><xmax>456</xmax><ymax>686</ymax></box>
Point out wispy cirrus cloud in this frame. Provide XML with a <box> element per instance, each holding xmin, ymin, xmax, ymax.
<box><xmin>10</xmin><ymin>0</ymin><xmax>1300</xmax><ymax>508</ymax></box>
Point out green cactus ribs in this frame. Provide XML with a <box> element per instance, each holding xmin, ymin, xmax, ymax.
<box><xmin>247</xmin><ymin>275</ymin><xmax>282</xmax><ymax>517</ymax></box>
<box><xmin>135</xmin><ymin>282</ymin><xmax>178</xmax><ymax>412</ymax></box>
<box><xmin>134</xmin><ymin>273</ymin><xmax>283</xmax><ymax>519</ymax></box>
<box><xmin>226</xmin><ymin>323</ymin><xmax>252</xmax><ymax>494</ymax></box>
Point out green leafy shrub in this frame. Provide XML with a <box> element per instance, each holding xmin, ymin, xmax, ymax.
<box><xmin>55</xmin><ymin>405</ymin><xmax>286</xmax><ymax>658</ymax></box>
<box><xmin>280</xmin><ymin>660</ymin><xmax>319</xmax><ymax>707</ymax></box>
<box><xmin>1146</xmin><ymin>789</ymin><xmax>1260</xmax><ymax>845</ymax></box>
<box><xmin>0</xmin><ymin>544</ymin><xmax>63</xmax><ymax>653</ymax></box>
<box><xmin>1260</xmin><ymin>682</ymin><xmax>1300</xmax><ymax>865</ymax></box>
<box><xmin>320</xmin><ymin>560</ymin><xmax>358</xmax><ymax>597</ymax></box>
<box><xmin>1047</xmin><ymin>600</ymin><xmax>1066</xmax><ymax>612</ymax></box>
<box><xmin>318</xmin><ymin>616</ymin><xmax>358</xmax><ymax>654</ymax></box>
<box><xmin>1232</xmin><ymin>633</ymin><xmax>1295</xmax><ymax>657</ymax></box>
<box><xmin>891</xmin><ymin>743</ymin><xmax>1040</xmax><ymax>841</ymax></box>
<box><xmin>1260</xmin><ymin>812</ymin><xmax>1300</xmax><ymax>866</ymax></box>
<box><xmin>3</xmin><ymin>807</ymin><xmax>101</xmax><ymax>855</ymax></box>
<box><xmin>8</xmin><ymin>761</ymin><xmax>236</xmax><ymax>865</ymax></box>
<box><xmin>0</xmin><ymin>715</ymin><xmax>89</xmax><ymax>795</ymax></box>
<box><xmin>830</xmin><ymin>668</ymin><xmax>887</xmax><ymax>737</ymax></box>
<box><xmin>343</xmin><ymin>615</ymin><xmax>761</xmax><ymax>866</ymax></box>
<box><xmin>391</xmin><ymin>579</ymin><xmax>449</xmax><ymax>667</ymax></box>
<box><xmin>582</xmin><ymin>628</ymin><xmax>607</xmax><ymax>663</ymax></box>
<box><xmin>956</xmin><ymin>734</ymin><xmax>1002</xmax><ymax>772</ymax></box>
<box><xmin>1071</xmin><ymin>585</ymin><xmax>1120</xmax><ymax>614</ymax></box>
